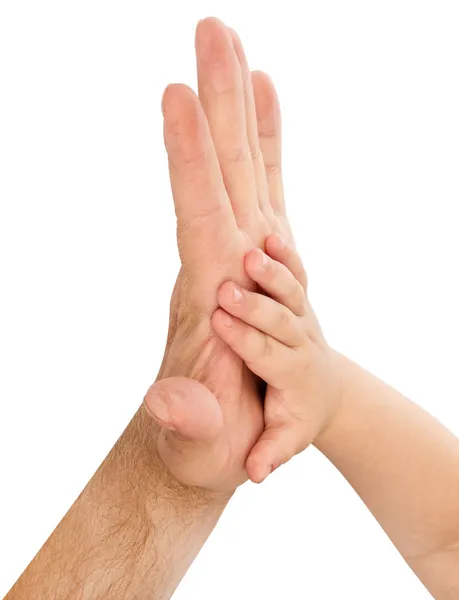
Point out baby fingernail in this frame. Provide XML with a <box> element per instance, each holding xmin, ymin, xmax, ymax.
<box><xmin>232</xmin><ymin>285</ymin><xmax>243</xmax><ymax>303</ymax></box>
<box><xmin>261</xmin><ymin>464</ymin><xmax>275</xmax><ymax>482</ymax></box>
<box><xmin>256</xmin><ymin>248</ymin><xmax>268</xmax><ymax>267</ymax></box>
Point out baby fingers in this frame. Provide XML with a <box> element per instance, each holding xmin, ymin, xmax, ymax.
<box><xmin>244</xmin><ymin>247</ymin><xmax>306</xmax><ymax>316</ymax></box>
<box><xmin>211</xmin><ymin>308</ymin><xmax>296</xmax><ymax>387</ymax></box>
<box><xmin>216</xmin><ymin>281</ymin><xmax>303</xmax><ymax>347</ymax></box>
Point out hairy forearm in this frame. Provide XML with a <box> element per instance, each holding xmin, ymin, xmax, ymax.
<box><xmin>6</xmin><ymin>405</ymin><xmax>231</xmax><ymax>600</ymax></box>
<box><xmin>315</xmin><ymin>353</ymin><xmax>459</xmax><ymax>598</ymax></box>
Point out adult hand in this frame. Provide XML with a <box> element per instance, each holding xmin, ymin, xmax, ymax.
<box><xmin>144</xmin><ymin>17</ymin><xmax>295</xmax><ymax>493</ymax></box>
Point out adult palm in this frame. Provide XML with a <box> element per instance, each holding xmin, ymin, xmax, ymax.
<box><xmin>144</xmin><ymin>17</ymin><xmax>295</xmax><ymax>493</ymax></box>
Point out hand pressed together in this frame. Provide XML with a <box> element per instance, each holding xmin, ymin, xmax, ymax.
<box><xmin>143</xmin><ymin>18</ymin><xmax>297</xmax><ymax>493</ymax></box>
<box><xmin>212</xmin><ymin>233</ymin><xmax>343</xmax><ymax>483</ymax></box>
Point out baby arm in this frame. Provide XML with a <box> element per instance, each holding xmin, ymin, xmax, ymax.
<box><xmin>211</xmin><ymin>233</ymin><xmax>459</xmax><ymax>600</ymax></box>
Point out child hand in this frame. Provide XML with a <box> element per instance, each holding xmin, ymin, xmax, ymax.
<box><xmin>211</xmin><ymin>233</ymin><xmax>343</xmax><ymax>483</ymax></box>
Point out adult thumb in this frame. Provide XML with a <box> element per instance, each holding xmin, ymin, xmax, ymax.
<box><xmin>143</xmin><ymin>376</ymin><xmax>225</xmax><ymax>488</ymax></box>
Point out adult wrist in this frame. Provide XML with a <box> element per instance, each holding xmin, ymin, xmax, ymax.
<box><xmin>113</xmin><ymin>404</ymin><xmax>233</xmax><ymax>514</ymax></box>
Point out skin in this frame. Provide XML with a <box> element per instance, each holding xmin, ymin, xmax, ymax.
<box><xmin>213</xmin><ymin>239</ymin><xmax>459</xmax><ymax>599</ymax></box>
<box><xmin>5</xmin><ymin>12</ymin><xmax>458</xmax><ymax>600</ymax></box>
<box><xmin>5</xmin><ymin>16</ymin><xmax>300</xmax><ymax>600</ymax></box>
<box><xmin>144</xmin><ymin>19</ymin><xmax>297</xmax><ymax>492</ymax></box>
<box><xmin>212</xmin><ymin>232</ymin><xmax>342</xmax><ymax>483</ymax></box>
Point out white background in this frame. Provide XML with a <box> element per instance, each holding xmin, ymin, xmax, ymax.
<box><xmin>1</xmin><ymin>1</ymin><xmax>458</xmax><ymax>598</ymax></box>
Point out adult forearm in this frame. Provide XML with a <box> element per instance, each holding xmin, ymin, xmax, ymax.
<box><xmin>6</xmin><ymin>404</ymin><xmax>231</xmax><ymax>600</ymax></box>
<box><xmin>314</xmin><ymin>353</ymin><xmax>459</xmax><ymax>597</ymax></box>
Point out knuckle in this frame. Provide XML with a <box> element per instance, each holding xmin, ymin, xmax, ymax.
<box><xmin>264</xmin><ymin>161</ymin><xmax>281</xmax><ymax>176</ymax></box>
<box><xmin>222</xmin><ymin>146</ymin><xmax>251</xmax><ymax>168</ymax></box>
<box><xmin>250</xmin><ymin>143</ymin><xmax>263</xmax><ymax>164</ymax></box>
<box><xmin>189</xmin><ymin>203</ymin><xmax>222</xmax><ymax>223</ymax></box>
<box><xmin>266</xmin><ymin>401</ymin><xmax>289</xmax><ymax>424</ymax></box>
<box><xmin>276</xmin><ymin>308</ymin><xmax>292</xmax><ymax>331</ymax></box>
<box><xmin>235</xmin><ymin>210</ymin><xmax>255</xmax><ymax>230</ymax></box>
<box><xmin>183</xmin><ymin>203</ymin><xmax>222</xmax><ymax>224</ymax></box>
<box><xmin>239</xmin><ymin>321</ymin><xmax>253</xmax><ymax>347</ymax></box>
<box><xmin>181</xmin><ymin>145</ymin><xmax>208</xmax><ymax>167</ymax></box>
<box><xmin>260</xmin><ymin>334</ymin><xmax>274</xmax><ymax>361</ymax></box>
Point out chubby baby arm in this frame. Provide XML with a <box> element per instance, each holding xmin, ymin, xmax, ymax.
<box><xmin>212</xmin><ymin>233</ymin><xmax>459</xmax><ymax>599</ymax></box>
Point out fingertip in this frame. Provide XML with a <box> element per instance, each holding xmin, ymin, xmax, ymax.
<box><xmin>249</xmin><ymin>474</ymin><xmax>265</xmax><ymax>485</ymax></box>
<box><xmin>217</xmin><ymin>280</ymin><xmax>243</xmax><ymax>308</ymax></box>
<box><xmin>210</xmin><ymin>308</ymin><xmax>222</xmax><ymax>330</ymax></box>
<box><xmin>246</xmin><ymin>455</ymin><xmax>274</xmax><ymax>484</ymax></box>
<box><xmin>247</xmin><ymin>466</ymin><xmax>265</xmax><ymax>484</ymax></box>
<box><xmin>244</xmin><ymin>246</ymin><xmax>261</xmax><ymax>263</ymax></box>
<box><xmin>244</xmin><ymin>247</ymin><xmax>268</xmax><ymax>273</ymax></box>
<box><xmin>216</xmin><ymin>280</ymin><xmax>231</xmax><ymax>305</ymax></box>
<box><xmin>211</xmin><ymin>307</ymin><xmax>234</xmax><ymax>331</ymax></box>
<box><xmin>265</xmin><ymin>232</ymin><xmax>287</xmax><ymax>255</ymax></box>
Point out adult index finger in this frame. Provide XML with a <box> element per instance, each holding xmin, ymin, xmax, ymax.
<box><xmin>162</xmin><ymin>83</ymin><xmax>238</xmax><ymax>271</ymax></box>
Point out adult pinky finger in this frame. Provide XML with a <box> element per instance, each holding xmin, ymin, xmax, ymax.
<box><xmin>211</xmin><ymin>308</ymin><xmax>293</xmax><ymax>388</ymax></box>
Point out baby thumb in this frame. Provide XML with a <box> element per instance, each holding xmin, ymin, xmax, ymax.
<box><xmin>245</xmin><ymin>425</ymin><xmax>303</xmax><ymax>484</ymax></box>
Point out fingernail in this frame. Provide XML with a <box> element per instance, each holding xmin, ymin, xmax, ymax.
<box><xmin>221</xmin><ymin>311</ymin><xmax>233</xmax><ymax>327</ymax></box>
<box><xmin>232</xmin><ymin>285</ymin><xmax>243</xmax><ymax>303</ymax></box>
<box><xmin>257</xmin><ymin>248</ymin><xmax>269</xmax><ymax>267</ymax></box>
<box><xmin>145</xmin><ymin>392</ymin><xmax>170</xmax><ymax>425</ymax></box>
<box><xmin>260</xmin><ymin>464</ymin><xmax>275</xmax><ymax>483</ymax></box>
